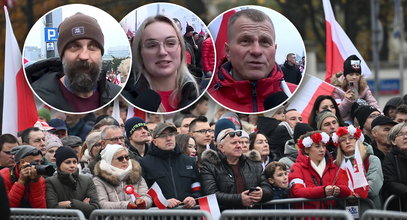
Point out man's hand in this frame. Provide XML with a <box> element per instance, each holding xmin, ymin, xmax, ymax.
<box><xmin>18</xmin><ymin>165</ymin><xmax>32</xmax><ymax>185</ymax></box>
<box><xmin>182</xmin><ymin>196</ymin><xmax>196</xmax><ymax>208</ymax></box>
<box><xmin>248</xmin><ymin>187</ymin><xmax>263</xmax><ymax>203</ymax></box>
<box><xmin>58</xmin><ymin>200</ymin><xmax>72</xmax><ymax>208</ymax></box>
<box><xmin>241</xmin><ymin>190</ymin><xmax>253</xmax><ymax>207</ymax></box>
<box><xmin>167</xmin><ymin>198</ymin><xmax>181</xmax><ymax>208</ymax></box>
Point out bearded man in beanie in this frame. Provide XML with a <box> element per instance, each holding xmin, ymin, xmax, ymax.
<box><xmin>0</xmin><ymin>145</ymin><xmax>47</xmax><ymax>208</ymax></box>
<box><xmin>46</xmin><ymin>147</ymin><xmax>99</xmax><ymax>218</ymax></box>
<box><xmin>124</xmin><ymin>117</ymin><xmax>150</xmax><ymax>161</ymax></box>
<box><xmin>25</xmin><ymin>12</ymin><xmax>121</xmax><ymax>113</ymax></box>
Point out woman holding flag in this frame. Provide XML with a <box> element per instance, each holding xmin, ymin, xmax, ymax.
<box><xmin>288</xmin><ymin>131</ymin><xmax>351</xmax><ymax>209</ymax></box>
<box><xmin>93</xmin><ymin>144</ymin><xmax>152</xmax><ymax>209</ymax></box>
<box><xmin>333</xmin><ymin>125</ymin><xmax>383</xmax><ymax>210</ymax></box>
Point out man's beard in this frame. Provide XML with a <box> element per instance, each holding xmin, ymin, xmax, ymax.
<box><xmin>63</xmin><ymin>59</ymin><xmax>101</xmax><ymax>93</ymax></box>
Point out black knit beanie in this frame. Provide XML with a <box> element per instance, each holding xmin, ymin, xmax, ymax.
<box><xmin>55</xmin><ymin>147</ymin><xmax>78</xmax><ymax>168</ymax></box>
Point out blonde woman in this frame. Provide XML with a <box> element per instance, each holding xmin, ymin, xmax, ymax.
<box><xmin>123</xmin><ymin>15</ymin><xmax>200</xmax><ymax>112</ymax></box>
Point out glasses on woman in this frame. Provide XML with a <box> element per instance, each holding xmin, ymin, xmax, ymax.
<box><xmin>396</xmin><ymin>132</ymin><xmax>407</xmax><ymax>138</ymax></box>
<box><xmin>142</xmin><ymin>38</ymin><xmax>180</xmax><ymax>53</ymax></box>
<box><xmin>116</xmin><ymin>155</ymin><xmax>130</xmax><ymax>162</ymax></box>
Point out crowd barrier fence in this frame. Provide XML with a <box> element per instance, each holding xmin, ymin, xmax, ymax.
<box><xmin>89</xmin><ymin>209</ymin><xmax>212</xmax><ymax>220</ymax></box>
<box><xmin>219</xmin><ymin>209</ymin><xmax>353</xmax><ymax>220</ymax></box>
<box><xmin>383</xmin><ymin>195</ymin><xmax>403</xmax><ymax>211</ymax></box>
<box><xmin>361</xmin><ymin>209</ymin><xmax>407</xmax><ymax>220</ymax></box>
<box><xmin>10</xmin><ymin>208</ymin><xmax>86</xmax><ymax>220</ymax></box>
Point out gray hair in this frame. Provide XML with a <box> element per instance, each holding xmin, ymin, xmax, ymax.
<box><xmin>388</xmin><ymin>123</ymin><xmax>407</xmax><ymax>145</ymax></box>
<box><xmin>101</xmin><ymin>125</ymin><xmax>121</xmax><ymax>139</ymax></box>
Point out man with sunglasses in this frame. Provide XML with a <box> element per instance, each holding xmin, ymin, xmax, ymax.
<box><xmin>0</xmin><ymin>145</ymin><xmax>46</xmax><ymax>208</ymax></box>
<box><xmin>200</xmin><ymin>128</ymin><xmax>272</xmax><ymax>210</ymax></box>
<box><xmin>140</xmin><ymin>123</ymin><xmax>201</xmax><ymax>209</ymax></box>
<box><xmin>0</xmin><ymin>134</ymin><xmax>18</xmax><ymax>170</ymax></box>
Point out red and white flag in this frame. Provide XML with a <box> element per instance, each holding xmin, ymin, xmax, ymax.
<box><xmin>323</xmin><ymin>0</ymin><xmax>371</xmax><ymax>83</ymax></box>
<box><xmin>198</xmin><ymin>194</ymin><xmax>221</xmax><ymax>220</ymax></box>
<box><xmin>111</xmin><ymin>98</ymin><xmax>122</xmax><ymax>124</ymax></box>
<box><xmin>2</xmin><ymin>6</ymin><xmax>38</xmax><ymax>136</ymax></box>
<box><xmin>147</xmin><ymin>182</ymin><xmax>169</xmax><ymax>209</ymax></box>
<box><xmin>287</xmin><ymin>74</ymin><xmax>344</xmax><ymax>123</ymax></box>
<box><xmin>126</xmin><ymin>105</ymin><xmax>147</xmax><ymax>121</ymax></box>
<box><xmin>191</xmin><ymin>182</ymin><xmax>201</xmax><ymax>193</ymax></box>
<box><xmin>209</xmin><ymin>9</ymin><xmax>236</xmax><ymax>69</ymax></box>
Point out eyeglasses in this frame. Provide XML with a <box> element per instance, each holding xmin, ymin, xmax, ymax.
<box><xmin>396</xmin><ymin>132</ymin><xmax>407</xmax><ymax>138</ymax></box>
<box><xmin>193</xmin><ymin>129</ymin><xmax>214</xmax><ymax>135</ymax></box>
<box><xmin>116</xmin><ymin>155</ymin><xmax>130</xmax><ymax>162</ymax></box>
<box><xmin>156</xmin><ymin>132</ymin><xmax>177</xmax><ymax>139</ymax></box>
<box><xmin>142</xmin><ymin>38</ymin><xmax>180</xmax><ymax>53</ymax></box>
<box><xmin>92</xmin><ymin>142</ymin><xmax>102</xmax><ymax>148</ymax></box>
<box><xmin>1</xmin><ymin>150</ymin><xmax>11</xmax><ymax>155</ymax></box>
<box><xmin>103</xmin><ymin>136</ymin><xmax>125</xmax><ymax>143</ymax></box>
<box><xmin>220</xmin><ymin>131</ymin><xmax>242</xmax><ymax>142</ymax></box>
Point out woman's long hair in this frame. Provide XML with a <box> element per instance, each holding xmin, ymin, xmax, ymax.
<box><xmin>132</xmin><ymin>15</ymin><xmax>199</xmax><ymax>110</ymax></box>
<box><xmin>340</xmin><ymin>73</ymin><xmax>368</xmax><ymax>94</ymax></box>
<box><xmin>334</xmin><ymin>140</ymin><xmax>367</xmax><ymax>167</ymax></box>
<box><xmin>308</xmin><ymin>95</ymin><xmax>345</xmax><ymax>129</ymax></box>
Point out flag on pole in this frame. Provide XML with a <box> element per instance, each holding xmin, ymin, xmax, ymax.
<box><xmin>323</xmin><ymin>0</ymin><xmax>371</xmax><ymax>83</ymax></box>
<box><xmin>125</xmin><ymin>105</ymin><xmax>147</xmax><ymax>121</ymax></box>
<box><xmin>198</xmin><ymin>194</ymin><xmax>221</xmax><ymax>220</ymax></box>
<box><xmin>147</xmin><ymin>182</ymin><xmax>169</xmax><ymax>209</ymax></box>
<box><xmin>351</xmin><ymin>140</ymin><xmax>369</xmax><ymax>198</ymax></box>
<box><xmin>2</xmin><ymin>6</ymin><xmax>38</xmax><ymax>136</ymax></box>
<box><xmin>209</xmin><ymin>9</ymin><xmax>236</xmax><ymax>69</ymax></box>
<box><xmin>287</xmin><ymin>74</ymin><xmax>343</xmax><ymax>123</ymax></box>
<box><xmin>111</xmin><ymin>98</ymin><xmax>121</xmax><ymax>124</ymax></box>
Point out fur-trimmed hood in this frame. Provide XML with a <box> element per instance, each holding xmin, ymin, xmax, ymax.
<box><xmin>201</xmin><ymin>149</ymin><xmax>260</xmax><ymax>165</ymax></box>
<box><xmin>94</xmin><ymin>159</ymin><xmax>142</xmax><ymax>186</ymax></box>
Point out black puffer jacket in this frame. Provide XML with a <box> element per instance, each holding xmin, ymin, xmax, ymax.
<box><xmin>25</xmin><ymin>57</ymin><xmax>121</xmax><ymax>112</ymax></box>
<box><xmin>382</xmin><ymin>147</ymin><xmax>407</xmax><ymax>211</ymax></box>
<box><xmin>200</xmin><ymin>149</ymin><xmax>273</xmax><ymax>210</ymax></box>
<box><xmin>139</xmin><ymin>144</ymin><xmax>201</xmax><ymax>201</ymax></box>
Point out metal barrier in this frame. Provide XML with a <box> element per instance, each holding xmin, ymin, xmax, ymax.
<box><xmin>383</xmin><ymin>195</ymin><xmax>403</xmax><ymax>211</ymax></box>
<box><xmin>219</xmin><ymin>209</ymin><xmax>353</xmax><ymax>220</ymax></box>
<box><xmin>259</xmin><ymin>197</ymin><xmax>376</xmax><ymax>210</ymax></box>
<box><xmin>10</xmin><ymin>208</ymin><xmax>86</xmax><ymax>220</ymax></box>
<box><xmin>89</xmin><ymin>209</ymin><xmax>212</xmax><ymax>220</ymax></box>
<box><xmin>361</xmin><ymin>209</ymin><xmax>407</xmax><ymax>220</ymax></box>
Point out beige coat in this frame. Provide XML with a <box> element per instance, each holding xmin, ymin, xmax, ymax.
<box><xmin>93</xmin><ymin>160</ymin><xmax>152</xmax><ymax>209</ymax></box>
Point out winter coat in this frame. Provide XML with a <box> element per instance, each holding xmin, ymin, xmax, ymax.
<box><xmin>0</xmin><ymin>176</ymin><xmax>10</xmax><ymax>220</ymax></box>
<box><xmin>0</xmin><ymin>166</ymin><xmax>46</xmax><ymax>208</ymax></box>
<box><xmin>208</xmin><ymin>61</ymin><xmax>297</xmax><ymax>113</ymax></box>
<box><xmin>256</xmin><ymin>116</ymin><xmax>281</xmax><ymax>141</ymax></box>
<box><xmin>200</xmin><ymin>149</ymin><xmax>273</xmax><ymax>210</ymax></box>
<box><xmin>25</xmin><ymin>57</ymin><xmax>121</xmax><ymax>112</ymax></box>
<box><xmin>93</xmin><ymin>159</ymin><xmax>152</xmax><ymax>209</ymax></box>
<box><xmin>201</xmin><ymin>37</ymin><xmax>215</xmax><ymax>72</ymax></box>
<box><xmin>122</xmin><ymin>71</ymin><xmax>199</xmax><ymax>112</ymax></box>
<box><xmin>269</xmin><ymin>122</ymin><xmax>293</xmax><ymax>161</ymax></box>
<box><xmin>278</xmin><ymin>139</ymin><xmax>298</xmax><ymax>169</ymax></box>
<box><xmin>46</xmin><ymin>170</ymin><xmax>100</xmax><ymax>218</ymax></box>
<box><xmin>332</xmin><ymin>86</ymin><xmax>379</xmax><ymax>123</ymax></box>
<box><xmin>280</xmin><ymin>61</ymin><xmax>302</xmax><ymax>85</ymax></box>
<box><xmin>139</xmin><ymin>144</ymin><xmax>201</xmax><ymax>202</ymax></box>
<box><xmin>288</xmin><ymin>151</ymin><xmax>352</xmax><ymax>209</ymax></box>
<box><xmin>382</xmin><ymin>147</ymin><xmax>407</xmax><ymax>211</ymax></box>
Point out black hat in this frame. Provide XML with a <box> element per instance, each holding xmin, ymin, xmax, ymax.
<box><xmin>186</xmin><ymin>25</ymin><xmax>194</xmax><ymax>33</ymax></box>
<box><xmin>293</xmin><ymin>123</ymin><xmax>314</xmax><ymax>143</ymax></box>
<box><xmin>343</xmin><ymin>55</ymin><xmax>362</xmax><ymax>77</ymax></box>
<box><xmin>125</xmin><ymin>117</ymin><xmax>147</xmax><ymax>138</ymax></box>
<box><xmin>48</xmin><ymin>118</ymin><xmax>67</xmax><ymax>132</ymax></box>
<box><xmin>350</xmin><ymin>99</ymin><xmax>369</xmax><ymax>120</ymax></box>
<box><xmin>354</xmin><ymin>105</ymin><xmax>380</xmax><ymax>129</ymax></box>
<box><xmin>371</xmin><ymin>115</ymin><xmax>397</xmax><ymax>129</ymax></box>
<box><xmin>12</xmin><ymin>145</ymin><xmax>42</xmax><ymax>163</ymax></box>
<box><xmin>55</xmin><ymin>147</ymin><xmax>78</xmax><ymax>168</ymax></box>
<box><xmin>214</xmin><ymin>118</ymin><xmax>235</xmax><ymax>143</ymax></box>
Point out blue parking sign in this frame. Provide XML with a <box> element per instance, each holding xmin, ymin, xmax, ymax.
<box><xmin>45</xmin><ymin>28</ymin><xmax>58</xmax><ymax>42</ymax></box>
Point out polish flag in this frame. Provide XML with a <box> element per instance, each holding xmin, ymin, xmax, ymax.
<box><xmin>2</xmin><ymin>6</ymin><xmax>38</xmax><ymax>136</ymax></box>
<box><xmin>351</xmin><ymin>140</ymin><xmax>369</xmax><ymax>198</ymax></box>
<box><xmin>147</xmin><ymin>182</ymin><xmax>169</xmax><ymax>209</ymax></box>
<box><xmin>198</xmin><ymin>194</ymin><xmax>221</xmax><ymax>220</ymax></box>
<box><xmin>111</xmin><ymin>98</ymin><xmax>122</xmax><ymax>124</ymax></box>
<box><xmin>323</xmin><ymin>0</ymin><xmax>371</xmax><ymax>83</ymax></box>
<box><xmin>125</xmin><ymin>105</ymin><xmax>147</xmax><ymax>121</ymax></box>
<box><xmin>209</xmin><ymin>9</ymin><xmax>236</xmax><ymax>69</ymax></box>
<box><xmin>191</xmin><ymin>182</ymin><xmax>201</xmax><ymax>193</ymax></box>
<box><xmin>287</xmin><ymin>74</ymin><xmax>344</xmax><ymax>123</ymax></box>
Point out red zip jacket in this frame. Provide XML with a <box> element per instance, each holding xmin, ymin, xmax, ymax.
<box><xmin>0</xmin><ymin>166</ymin><xmax>46</xmax><ymax>208</ymax></box>
<box><xmin>208</xmin><ymin>61</ymin><xmax>297</xmax><ymax>112</ymax></box>
<box><xmin>288</xmin><ymin>151</ymin><xmax>352</xmax><ymax>209</ymax></box>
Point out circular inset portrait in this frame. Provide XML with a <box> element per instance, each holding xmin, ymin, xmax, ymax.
<box><xmin>207</xmin><ymin>5</ymin><xmax>306</xmax><ymax>114</ymax></box>
<box><xmin>23</xmin><ymin>4</ymin><xmax>131</xmax><ymax>114</ymax></box>
<box><xmin>120</xmin><ymin>2</ymin><xmax>215</xmax><ymax>114</ymax></box>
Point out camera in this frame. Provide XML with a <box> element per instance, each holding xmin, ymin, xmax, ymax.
<box><xmin>30</xmin><ymin>161</ymin><xmax>55</xmax><ymax>176</ymax></box>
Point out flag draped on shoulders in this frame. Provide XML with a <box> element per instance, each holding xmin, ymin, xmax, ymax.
<box><xmin>2</xmin><ymin>6</ymin><xmax>38</xmax><ymax>135</ymax></box>
<box><xmin>323</xmin><ymin>0</ymin><xmax>371</xmax><ymax>83</ymax></box>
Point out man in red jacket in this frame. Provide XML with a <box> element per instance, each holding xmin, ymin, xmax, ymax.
<box><xmin>208</xmin><ymin>8</ymin><xmax>297</xmax><ymax>113</ymax></box>
<box><xmin>0</xmin><ymin>145</ymin><xmax>47</xmax><ymax>208</ymax></box>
